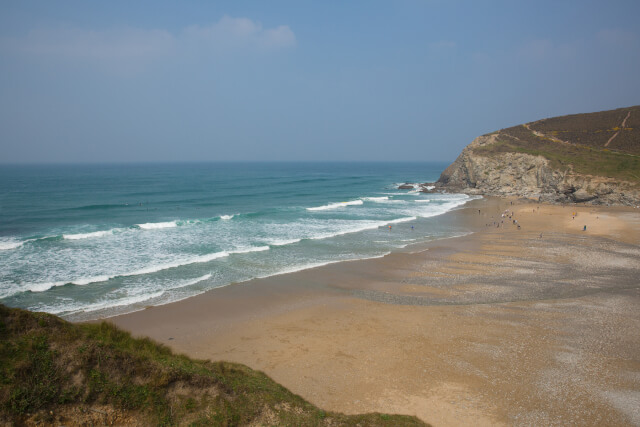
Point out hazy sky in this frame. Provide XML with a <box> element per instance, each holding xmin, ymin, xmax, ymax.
<box><xmin>1</xmin><ymin>0</ymin><xmax>639</xmax><ymax>163</ymax></box>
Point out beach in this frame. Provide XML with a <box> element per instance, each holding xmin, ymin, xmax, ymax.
<box><xmin>110</xmin><ymin>197</ymin><xmax>640</xmax><ymax>426</ymax></box>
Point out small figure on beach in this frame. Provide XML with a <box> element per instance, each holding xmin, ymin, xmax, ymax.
<box><xmin>411</xmin><ymin>225</ymin><xmax>414</xmax><ymax>230</ymax></box>
<box><xmin>583</xmin><ymin>225</ymin><xmax>587</xmax><ymax>231</ymax></box>
<box><xmin>539</xmin><ymin>233</ymin><xmax>543</xmax><ymax>239</ymax></box>
<box><xmin>388</xmin><ymin>225</ymin><xmax>392</xmax><ymax>230</ymax></box>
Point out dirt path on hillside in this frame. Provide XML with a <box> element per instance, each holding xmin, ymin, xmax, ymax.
<box><xmin>605</xmin><ymin>110</ymin><xmax>631</xmax><ymax>147</ymax></box>
<box><xmin>523</xmin><ymin>123</ymin><xmax>570</xmax><ymax>145</ymax></box>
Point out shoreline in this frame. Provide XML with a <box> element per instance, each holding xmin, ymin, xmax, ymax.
<box><xmin>66</xmin><ymin>195</ymin><xmax>476</xmax><ymax>322</ymax></box>
<box><xmin>109</xmin><ymin>197</ymin><xmax>640</xmax><ymax>426</ymax></box>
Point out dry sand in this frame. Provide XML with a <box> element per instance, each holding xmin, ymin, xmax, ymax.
<box><xmin>110</xmin><ymin>198</ymin><xmax>640</xmax><ymax>426</ymax></box>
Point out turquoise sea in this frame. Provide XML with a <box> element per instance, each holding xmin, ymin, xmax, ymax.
<box><xmin>0</xmin><ymin>162</ymin><xmax>473</xmax><ymax>320</ymax></box>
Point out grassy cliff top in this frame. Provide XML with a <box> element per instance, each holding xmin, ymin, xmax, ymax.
<box><xmin>476</xmin><ymin>105</ymin><xmax>640</xmax><ymax>183</ymax></box>
<box><xmin>0</xmin><ymin>305</ymin><xmax>426</xmax><ymax>426</ymax></box>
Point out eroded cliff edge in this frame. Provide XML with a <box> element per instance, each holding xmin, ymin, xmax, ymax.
<box><xmin>434</xmin><ymin>106</ymin><xmax>640</xmax><ymax>206</ymax></box>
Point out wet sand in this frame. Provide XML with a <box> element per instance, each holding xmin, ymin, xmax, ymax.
<box><xmin>110</xmin><ymin>197</ymin><xmax>640</xmax><ymax>426</ymax></box>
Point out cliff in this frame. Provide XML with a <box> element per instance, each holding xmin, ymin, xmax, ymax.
<box><xmin>436</xmin><ymin>106</ymin><xmax>640</xmax><ymax>205</ymax></box>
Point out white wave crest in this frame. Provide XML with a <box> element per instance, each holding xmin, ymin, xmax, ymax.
<box><xmin>0</xmin><ymin>239</ymin><xmax>24</xmax><ymax>250</ymax></box>
<box><xmin>220</xmin><ymin>214</ymin><xmax>235</xmax><ymax>220</ymax></box>
<box><xmin>25</xmin><ymin>274</ymin><xmax>115</xmax><ymax>293</ymax></box>
<box><xmin>25</xmin><ymin>281</ymin><xmax>67</xmax><ymax>293</ymax></box>
<box><xmin>415</xmin><ymin>199</ymin><xmax>431</xmax><ymax>203</ymax></box>
<box><xmin>71</xmin><ymin>275</ymin><xmax>113</xmax><ymax>286</ymax></box>
<box><xmin>18</xmin><ymin>246</ymin><xmax>271</xmax><ymax>294</ymax></box>
<box><xmin>310</xmin><ymin>217</ymin><xmax>416</xmax><ymax>241</ymax></box>
<box><xmin>136</xmin><ymin>221</ymin><xmax>178</xmax><ymax>230</ymax></box>
<box><xmin>231</xmin><ymin>246</ymin><xmax>270</xmax><ymax>254</ymax></box>
<box><xmin>410</xmin><ymin>196</ymin><xmax>470</xmax><ymax>219</ymax></box>
<box><xmin>51</xmin><ymin>290</ymin><xmax>166</xmax><ymax>315</ymax></box>
<box><xmin>269</xmin><ymin>238</ymin><xmax>302</xmax><ymax>246</ymax></box>
<box><xmin>63</xmin><ymin>230</ymin><xmax>114</xmax><ymax>240</ymax></box>
<box><xmin>171</xmin><ymin>273</ymin><xmax>213</xmax><ymax>290</ymax></box>
<box><xmin>307</xmin><ymin>200</ymin><xmax>364</xmax><ymax>211</ymax></box>
<box><xmin>388</xmin><ymin>216</ymin><xmax>417</xmax><ymax>224</ymax></box>
<box><xmin>255</xmin><ymin>253</ymin><xmax>390</xmax><ymax>280</ymax></box>
<box><xmin>362</xmin><ymin>196</ymin><xmax>389</xmax><ymax>202</ymax></box>
<box><xmin>128</xmin><ymin>252</ymin><xmax>231</xmax><ymax>277</ymax></box>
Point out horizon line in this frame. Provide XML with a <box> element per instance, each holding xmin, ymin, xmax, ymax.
<box><xmin>0</xmin><ymin>160</ymin><xmax>454</xmax><ymax>166</ymax></box>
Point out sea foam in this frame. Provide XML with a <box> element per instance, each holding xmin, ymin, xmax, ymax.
<box><xmin>0</xmin><ymin>239</ymin><xmax>24</xmax><ymax>250</ymax></box>
<box><xmin>307</xmin><ymin>200</ymin><xmax>364</xmax><ymax>211</ymax></box>
<box><xmin>309</xmin><ymin>216</ymin><xmax>417</xmax><ymax>241</ymax></box>
<box><xmin>268</xmin><ymin>238</ymin><xmax>302</xmax><ymax>246</ymax></box>
<box><xmin>63</xmin><ymin>230</ymin><xmax>115</xmax><ymax>240</ymax></box>
<box><xmin>136</xmin><ymin>221</ymin><xmax>178</xmax><ymax>230</ymax></box>
<box><xmin>170</xmin><ymin>273</ymin><xmax>213</xmax><ymax>290</ymax></box>
<box><xmin>1</xmin><ymin>164</ymin><xmax>472</xmax><ymax>320</ymax></box>
<box><xmin>17</xmin><ymin>246</ymin><xmax>271</xmax><ymax>294</ymax></box>
<box><xmin>52</xmin><ymin>290</ymin><xmax>166</xmax><ymax>315</ymax></box>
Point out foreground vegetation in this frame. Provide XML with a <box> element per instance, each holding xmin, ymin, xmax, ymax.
<box><xmin>476</xmin><ymin>105</ymin><xmax>640</xmax><ymax>184</ymax></box>
<box><xmin>0</xmin><ymin>304</ymin><xmax>426</xmax><ymax>426</ymax></box>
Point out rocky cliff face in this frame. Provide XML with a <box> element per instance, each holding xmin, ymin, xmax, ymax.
<box><xmin>436</xmin><ymin>134</ymin><xmax>640</xmax><ymax>206</ymax></box>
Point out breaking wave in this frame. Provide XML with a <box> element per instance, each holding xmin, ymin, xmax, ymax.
<box><xmin>307</xmin><ymin>200</ymin><xmax>364</xmax><ymax>211</ymax></box>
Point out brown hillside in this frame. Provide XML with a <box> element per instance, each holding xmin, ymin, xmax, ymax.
<box><xmin>526</xmin><ymin>105</ymin><xmax>640</xmax><ymax>154</ymax></box>
<box><xmin>474</xmin><ymin>106</ymin><xmax>640</xmax><ymax>184</ymax></box>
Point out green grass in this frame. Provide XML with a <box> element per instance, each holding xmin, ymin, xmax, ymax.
<box><xmin>0</xmin><ymin>304</ymin><xmax>427</xmax><ymax>426</ymax></box>
<box><xmin>474</xmin><ymin>124</ymin><xmax>640</xmax><ymax>185</ymax></box>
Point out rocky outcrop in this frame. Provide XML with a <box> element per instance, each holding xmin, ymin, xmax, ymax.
<box><xmin>435</xmin><ymin>134</ymin><xmax>640</xmax><ymax>206</ymax></box>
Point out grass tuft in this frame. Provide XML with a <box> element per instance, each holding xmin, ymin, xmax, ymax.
<box><xmin>0</xmin><ymin>304</ymin><xmax>427</xmax><ymax>426</ymax></box>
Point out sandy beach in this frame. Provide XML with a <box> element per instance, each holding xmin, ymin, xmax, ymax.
<box><xmin>110</xmin><ymin>197</ymin><xmax>640</xmax><ymax>426</ymax></box>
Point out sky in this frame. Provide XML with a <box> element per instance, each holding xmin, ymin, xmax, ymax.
<box><xmin>1</xmin><ymin>0</ymin><xmax>639</xmax><ymax>163</ymax></box>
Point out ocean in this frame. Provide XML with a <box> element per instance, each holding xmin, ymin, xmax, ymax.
<box><xmin>0</xmin><ymin>162</ymin><xmax>473</xmax><ymax>321</ymax></box>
